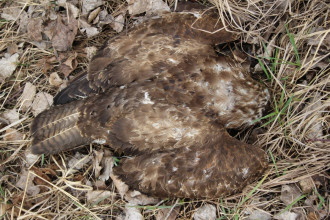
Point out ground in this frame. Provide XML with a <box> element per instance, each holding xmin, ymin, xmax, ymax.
<box><xmin>0</xmin><ymin>0</ymin><xmax>329</xmax><ymax>219</ymax></box>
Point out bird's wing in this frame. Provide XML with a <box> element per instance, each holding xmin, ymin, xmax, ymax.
<box><xmin>53</xmin><ymin>10</ymin><xmax>238</xmax><ymax>105</ymax></box>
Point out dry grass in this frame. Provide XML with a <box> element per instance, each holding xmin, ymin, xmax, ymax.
<box><xmin>0</xmin><ymin>0</ymin><xmax>329</xmax><ymax>219</ymax></box>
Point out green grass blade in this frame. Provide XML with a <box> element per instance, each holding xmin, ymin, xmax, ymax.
<box><xmin>257</xmin><ymin>57</ymin><xmax>271</xmax><ymax>80</ymax></box>
<box><xmin>279</xmin><ymin>195</ymin><xmax>306</xmax><ymax>214</ymax></box>
<box><xmin>268</xmin><ymin>149</ymin><xmax>279</xmax><ymax>176</ymax></box>
<box><xmin>237</xmin><ymin>172</ymin><xmax>269</xmax><ymax>208</ymax></box>
<box><xmin>285</xmin><ymin>24</ymin><xmax>301</xmax><ymax>68</ymax></box>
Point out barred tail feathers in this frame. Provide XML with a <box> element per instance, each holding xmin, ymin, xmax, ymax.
<box><xmin>30</xmin><ymin>101</ymin><xmax>90</xmax><ymax>154</ymax></box>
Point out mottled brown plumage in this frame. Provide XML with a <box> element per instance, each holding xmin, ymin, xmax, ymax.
<box><xmin>30</xmin><ymin>9</ymin><xmax>269</xmax><ymax>199</ymax></box>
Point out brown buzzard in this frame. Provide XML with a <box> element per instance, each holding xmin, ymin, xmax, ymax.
<box><xmin>30</xmin><ymin>10</ymin><xmax>269</xmax><ymax>199</ymax></box>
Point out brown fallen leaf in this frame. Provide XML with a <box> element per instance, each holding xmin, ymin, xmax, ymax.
<box><xmin>94</xmin><ymin>180</ymin><xmax>107</xmax><ymax>190</ymax></box>
<box><xmin>156</xmin><ymin>206</ymin><xmax>180</xmax><ymax>220</ymax></box>
<box><xmin>116</xmin><ymin>203</ymin><xmax>143</xmax><ymax>220</ymax></box>
<box><xmin>27</xmin><ymin>18</ymin><xmax>44</xmax><ymax>42</ymax></box>
<box><xmin>246</xmin><ymin>209</ymin><xmax>271</xmax><ymax>220</ymax></box>
<box><xmin>88</xmin><ymin>7</ymin><xmax>101</xmax><ymax>23</ymax></box>
<box><xmin>1</xmin><ymin>3</ymin><xmax>21</xmax><ymax>21</ymax></box>
<box><xmin>82</xmin><ymin>0</ymin><xmax>104</xmax><ymax>14</ymax></box>
<box><xmin>68</xmin><ymin>152</ymin><xmax>93</xmax><ymax>174</ymax></box>
<box><xmin>7</xmin><ymin>43</ymin><xmax>18</xmax><ymax>55</ymax></box>
<box><xmin>59</xmin><ymin>52</ymin><xmax>78</xmax><ymax>77</ymax></box>
<box><xmin>31</xmin><ymin>92</ymin><xmax>53</xmax><ymax>117</ymax></box>
<box><xmin>127</xmin><ymin>0</ymin><xmax>170</xmax><ymax>16</ymax></box>
<box><xmin>24</xmin><ymin>149</ymin><xmax>39</xmax><ymax>166</ymax></box>
<box><xmin>299</xmin><ymin>177</ymin><xmax>315</xmax><ymax>194</ymax></box>
<box><xmin>98</xmin><ymin>10</ymin><xmax>114</xmax><ymax>27</ymax></box>
<box><xmin>274</xmin><ymin>211</ymin><xmax>299</xmax><ymax>220</ymax></box>
<box><xmin>49</xmin><ymin>72</ymin><xmax>63</xmax><ymax>87</ymax></box>
<box><xmin>30</xmin><ymin>166</ymin><xmax>51</xmax><ymax>187</ymax></box>
<box><xmin>111</xmin><ymin>14</ymin><xmax>125</xmax><ymax>33</ymax></box>
<box><xmin>4</xmin><ymin>128</ymin><xmax>24</xmax><ymax>141</ymax></box>
<box><xmin>0</xmin><ymin>53</ymin><xmax>19</xmax><ymax>82</ymax></box>
<box><xmin>18</xmin><ymin>82</ymin><xmax>36</xmax><ymax>112</ymax></box>
<box><xmin>99</xmin><ymin>156</ymin><xmax>113</xmax><ymax>181</ymax></box>
<box><xmin>79</xmin><ymin>18</ymin><xmax>100</xmax><ymax>38</ymax></box>
<box><xmin>15</xmin><ymin>169</ymin><xmax>40</xmax><ymax>196</ymax></box>
<box><xmin>280</xmin><ymin>184</ymin><xmax>302</xmax><ymax>206</ymax></box>
<box><xmin>1</xmin><ymin>109</ymin><xmax>19</xmax><ymax>124</ymax></box>
<box><xmin>193</xmin><ymin>204</ymin><xmax>216</xmax><ymax>220</ymax></box>
<box><xmin>44</xmin><ymin>15</ymin><xmax>78</xmax><ymax>51</ymax></box>
<box><xmin>93</xmin><ymin>150</ymin><xmax>104</xmax><ymax>178</ymax></box>
<box><xmin>86</xmin><ymin>190</ymin><xmax>114</xmax><ymax>203</ymax></box>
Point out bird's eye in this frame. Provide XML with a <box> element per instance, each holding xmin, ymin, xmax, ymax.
<box><xmin>106</xmin><ymin>105</ymin><xmax>111</xmax><ymax>109</ymax></box>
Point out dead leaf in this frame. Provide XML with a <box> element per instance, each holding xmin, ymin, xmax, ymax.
<box><xmin>67</xmin><ymin>3</ymin><xmax>80</xmax><ymax>18</ymax></box>
<box><xmin>93</xmin><ymin>150</ymin><xmax>104</xmax><ymax>178</ymax></box>
<box><xmin>79</xmin><ymin>19</ymin><xmax>100</xmax><ymax>37</ymax></box>
<box><xmin>94</xmin><ymin>180</ymin><xmax>107</xmax><ymax>189</ymax></box>
<box><xmin>24</xmin><ymin>149</ymin><xmax>39</xmax><ymax>166</ymax></box>
<box><xmin>4</xmin><ymin>128</ymin><xmax>24</xmax><ymax>141</ymax></box>
<box><xmin>27</xmin><ymin>18</ymin><xmax>44</xmax><ymax>42</ymax></box>
<box><xmin>59</xmin><ymin>52</ymin><xmax>78</xmax><ymax>77</ymax></box>
<box><xmin>118</xmin><ymin>203</ymin><xmax>143</xmax><ymax>220</ymax></box>
<box><xmin>1</xmin><ymin>4</ymin><xmax>21</xmax><ymax>21</ymax></box>
<box><xmin>127</xmin><ymin>0</ymin><xmax>170</xmax><ymax>16</ymax></box>
<box><xmin>30</xmin><ymin>166</ymin><xmax>51</xmax><ymax>187</ymax></box>
<box><xmin>280</xmin><ymin>184</ymin><xmax>302</xmax><ymax>206</ymax></box>
<box><xmin>88</xmin><ymin>7</ymin><xmax>101</xmax><ymax>23</ymax></box>
<box><xmin>247</xmin><ymin>210</ymin><xmax>271</xmax><ymax>220</ymax></box>
<box><xmin>18</xmin><ymin>10</ymin><xmax>29</xmax><ymax>33</ymax></box>
<box><xmin>7</xmin><ymin>43</ymin><xmax>18</xmax><ymax>55</ymax></box>
<box><xmin>86</xmin><ymin>190</ymin><xmax>114</xmax><ymax>203</ymax></box>
<box><xmin>304</xmin><ymin>93</ymin><xmax>326</xmax><ymax>141</ymax></box>
<box><xmin>2</xmin><ymin>109</ymin><xmax>19</xmax><ymax>124</ymax></box>
<box><xmin>99</xmin><ymin>156</ymin><xmax>113</xmax><ymax>181</ymax></box>
<box><xmin>15</xmin><ymin>169</ymin><xmax>40</xmax><ymax>196</ymax></box>
<box><xmin>299</xmin><ymin>177</ymin><xmax>315</xmax><ymax>194</ymax></box>
<box><xmin>85</xmin><ymin>46</ymin><xmax>98</xmax><ymax>60</ymax></box>
<box><xmin>68</xmin><ymin>152</ymin><xmax>92</xmax><ymax>173</ymax></box>
<box><xmin>98</xmin><ymin>10</ymin><xmax>114</xmax><ymax>26</ymax></box>
<box><xmin>0</xmin><ymin>53</ymin><xmax>19</xmax><ymax>82</ymax></box>
<box><xmin>125</xmin><ymin>190</ymin><xmax>159</xmax><ymax>205</ymax></box>
<box><xmin>110</xmin><ymin>173</ymin><xmax>129</xmax><ymax>199</ymax></box>
<box><xmin>307</xmin><ymin>212</ymin><xmax>319</xmax><ymax>220</ymax></box>
<box><xmin>156</xmin><ymin>206</ymin><xmax>180</xmax><ymax>220</ymax></box>
<box><xmin>275</xmin><ymin>211</ymin><xmax>298</xmax><ymax>220</ymax></box>
<box><xmin>307</xmin><ymin>27</ymin><xmax>330</xmax><ymax>50</ymax></box>
<box><xmin>18</xmin><ymin>82</ymin><xmax>36</xmax><ymax>112</ymax></box>
<box><xmin>44</xmin><ymin>15</ymin><xmax>78</xmax><ymax>51</ymax></box>
<box><xmin>49</xmin><ymin>72</ymin><xmax>63</xmax><ymax>87</ymax></box>
<box><xmin>193</xmin><ymin>204</ymin><xmax>216</xmax><ymax>220</ymax></box>
<box><xmin>111</xmin><ymin>14</ymin><xmax>125</xmax><ymax>33</ymax></box>
<box><xmin>31</xmin><ymin>92</ymin><xmax>53</xmax><ymax>117</ymax></box>
<box><xmin>82</xmin><ymin>0</ymin><xmax>104</xmax><ymax>14</ymax></box>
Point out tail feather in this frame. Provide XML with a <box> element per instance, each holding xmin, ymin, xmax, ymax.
<box><xmin>30</xmin><ymin>100</ymin><xmax>90</xmax><ymax>154</ymax></box>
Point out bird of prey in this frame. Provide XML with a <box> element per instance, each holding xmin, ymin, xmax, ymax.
<box><xmin>30</xmin><ymin>9</ymin><xmax>269</xmax><ymax>199</ymax></box>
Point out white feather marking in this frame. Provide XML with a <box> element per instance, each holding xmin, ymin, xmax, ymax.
<box><xmin>242</xmin><ymin>168</ymin><xmax>249</xmax><ymax>178</ymax></box>
<box><xmin>213</xmin><ymin>64</ymin><xmax>231</xmax><ymax>73</ymax></box>
<box><xmin>92</xmin><ymin>138</ymin><xmax>106</xmax><ymax>144</ymax></box>
<box><xmin>142</xmin><ymin>92</ymin><xmax>154</xmax><ymax>104</ymax></box>
<box><xmin>167</xmin><ymin>58</ymin><xmax>179</xmax><ymax>64</ymax></box>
